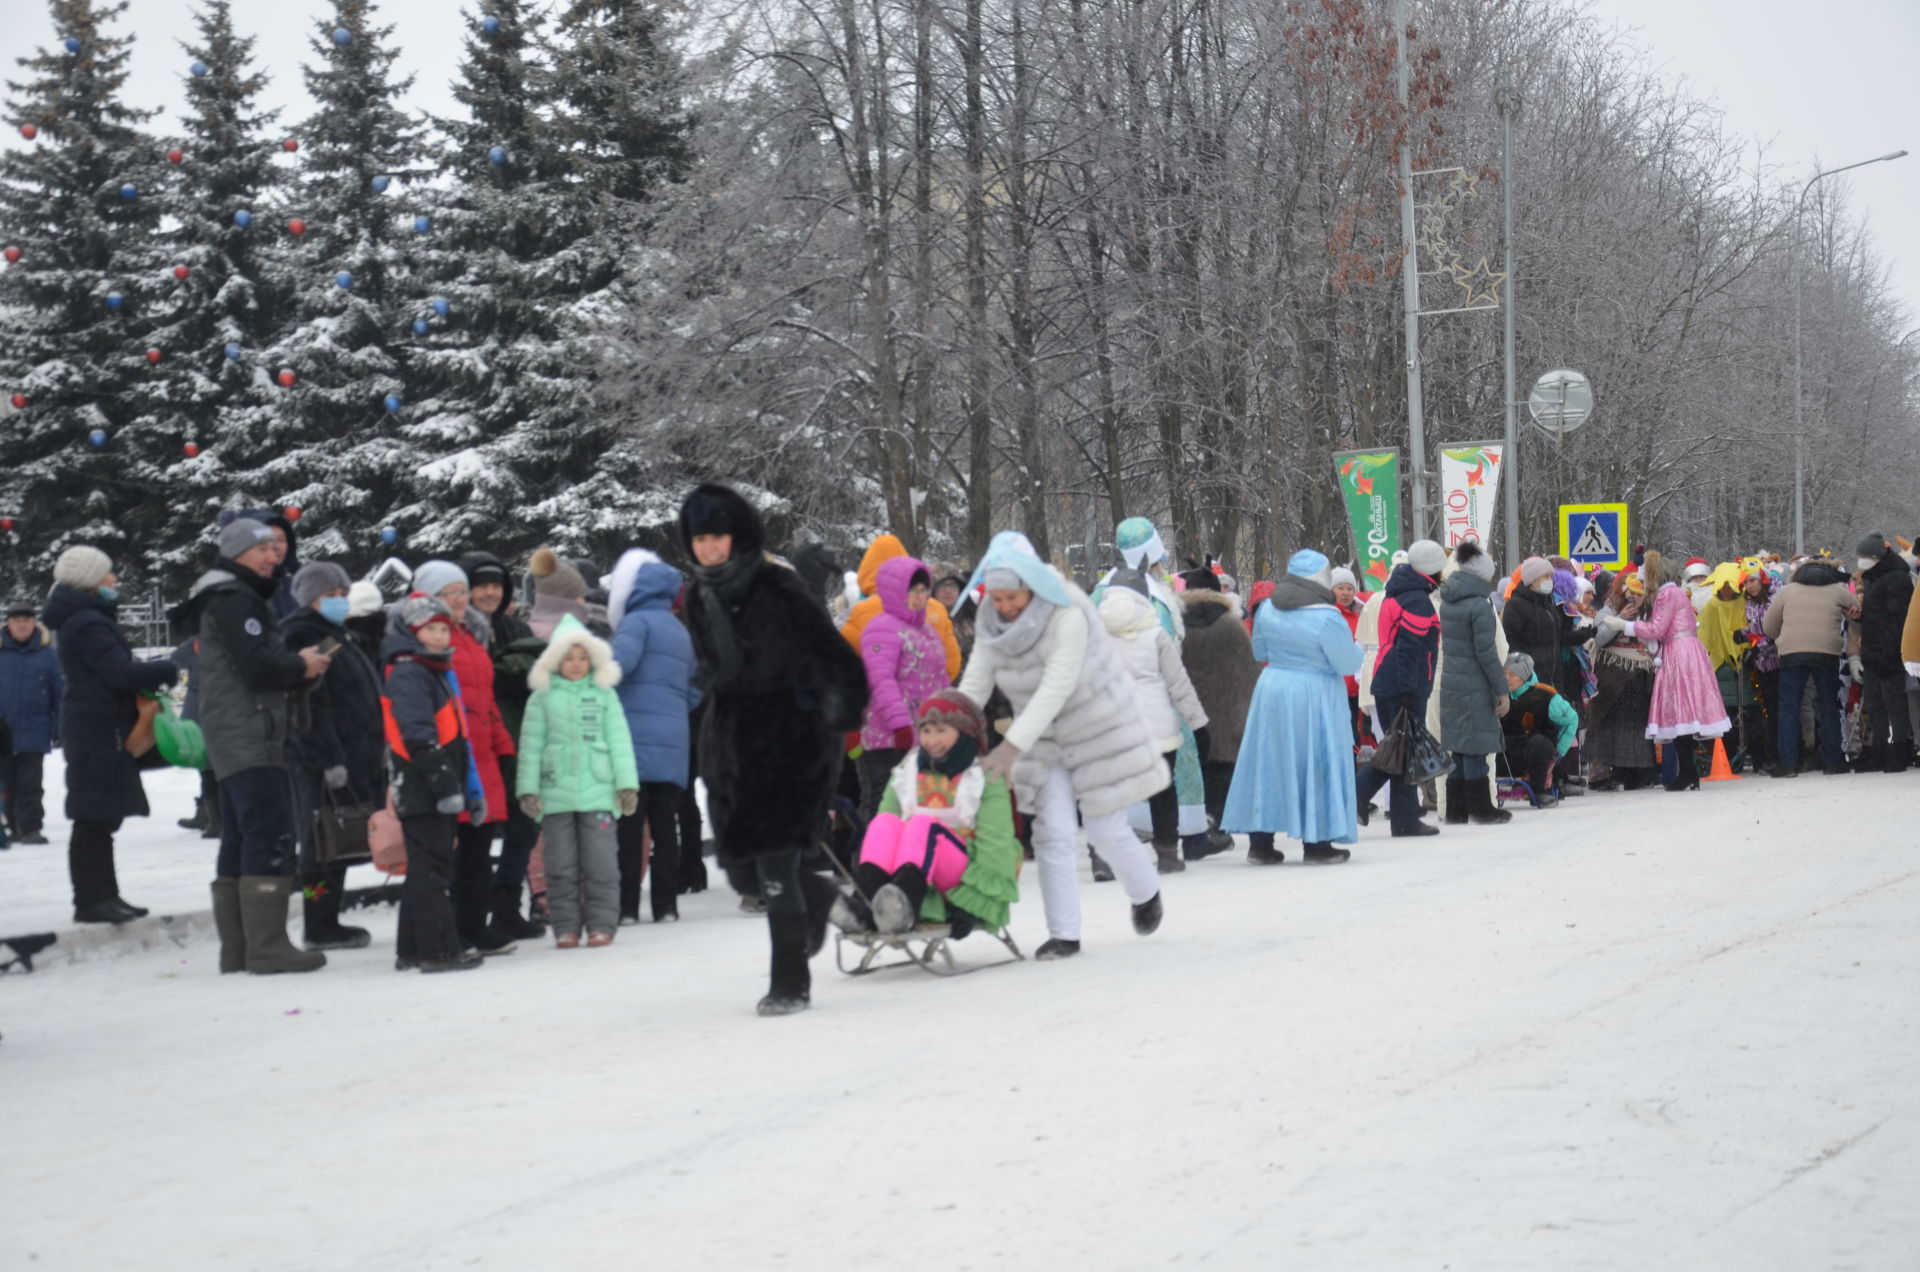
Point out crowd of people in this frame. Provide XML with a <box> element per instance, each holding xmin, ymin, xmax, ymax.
<box><xmin>4</xmin><ymin>490</ymin><xmax>1913</xmax><ymax>1015</ymax></box>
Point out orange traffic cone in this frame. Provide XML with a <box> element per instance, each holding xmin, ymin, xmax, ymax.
<box><xmin>1704</xmin><ymin>737</ymin><xmax>1740</xmax><ymax>782</ymax></box>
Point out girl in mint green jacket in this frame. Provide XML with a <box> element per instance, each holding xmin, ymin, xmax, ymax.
<box><xmin>517</xmin><ymin>614</ymin><xmax>639</xmax><ymax>945</ymax></box>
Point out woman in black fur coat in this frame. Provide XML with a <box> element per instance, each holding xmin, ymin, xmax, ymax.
<box><xmin>679</xmin><ymin>484</ymin><xmax>869</xmax><ymax>1016</ymax></box>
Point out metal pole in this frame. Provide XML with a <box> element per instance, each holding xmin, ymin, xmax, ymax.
<box><xmin>1790</xmin><ymin>150</ymin><xmax>1907</xmax><ymax>556</ymax></box>
<box><xmin>1497</xmin><ymin>80</ymin><xmax>1520</xmax><ymax>562</ymax></box>
<box><xmin>1396</xmin><ymin>0</ymin><xmax>1427</xmax><ymax>539</ymax></box>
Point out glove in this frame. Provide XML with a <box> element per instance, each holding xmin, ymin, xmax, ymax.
<box><xmin>323</xmin><ymin>765</ymin><xmax>349</xmax><ymax>790</ymax></box>
<box><xmin>1193</xmin><ymin>725</ymin><xmax>1212</xmax><ymax>765</ymax></box>
<box><xmin>469</xmin><ymin>794</ymin><xmax>488</xmax><ymax>826</ymax></box>
<box><xmin>1903</xmin><ymin>661</ymin><xmax>1920</xmax><ymax>679</ymax></box>
<box><xmin>435</xmin><ymin>793</ymin><xmax>467</xmax><ymax>816</ymax></box>
<box><xmin>981</xmin><ymin>741</ymin><xmax>1022</xmax><ymax>779</ymax></box>
<box><xmin>617</xmin><ymin>789</ymin><xmax>638</xmax><ymax>817</ymax></box>
<box><xmin>519</xmin><ymin>793</ymin><xmax>543</xmax><ymax>819</ymax></box>
<box><xmin>891</xmin><ymin>726</ymin><xmax>915</xmax><ymax>752</ymax></box>
<box><xmin>1494</xmin><ymin>695</ymin><xmax>1510</xmax><ymax>718</ymax></box>
<box><xmin>1731</xmin><ymin>629</ymin><xmax>1750</xmax><ymax>645</ymax></box>
<box><xmin>1848</xmin><ymin>656</ymin><xmax>1865</xmax><ymax>681</ymax></box>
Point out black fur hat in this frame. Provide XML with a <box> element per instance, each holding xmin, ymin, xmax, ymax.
<box><xmin>678</xmin><ymin>484</ymin><xmax>766</xmax><ymax>560</ymax></box>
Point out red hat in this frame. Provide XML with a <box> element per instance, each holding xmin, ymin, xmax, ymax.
<box><xmin>915</xmin><ymin>689</ymin><xmax>987</xmax><ymax>750</ymax></box>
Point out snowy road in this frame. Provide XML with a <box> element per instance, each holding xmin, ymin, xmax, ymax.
<box><xmin>4</xmin><ymin>767</ymin><xmax>1917</xmax><ymax>1270</ymax></box>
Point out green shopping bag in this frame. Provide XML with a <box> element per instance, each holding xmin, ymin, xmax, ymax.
<box><xmin>148</xmin><ymin>691</ymin><xmax>209</xmax><ymax>770</ymax></box>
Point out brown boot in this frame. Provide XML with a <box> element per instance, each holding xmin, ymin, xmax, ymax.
<box><xmin>238</xmin><ymin>876</ymin><xmax>326</xmax><ymax>974</ymax></box>
<box><xmin>1153</xmin><ymin>840</ymin><xmax>1186</xmax><ymax>874</ymax></box>
<box><xmin>210</xmin><ymin>877</ymin><xmax>244</xmax><ymax>974</ymax></box>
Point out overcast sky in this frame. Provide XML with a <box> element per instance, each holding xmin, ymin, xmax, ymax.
<box><xmin>4</xmin><ymin>0</ymin><xmax>1917</xmax><ymax>326</ymax></box>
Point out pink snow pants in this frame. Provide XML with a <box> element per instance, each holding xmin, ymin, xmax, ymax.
<box><xmin>858</xmin><ymin>814</ymin><xmax>969</xmax><ymax>892</ymax></box>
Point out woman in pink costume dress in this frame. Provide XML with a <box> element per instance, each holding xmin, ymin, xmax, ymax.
<box><xmin>1605</xmin><ymin>550</ymin><xmax>1730</xmax><ymax>790</ymax></box>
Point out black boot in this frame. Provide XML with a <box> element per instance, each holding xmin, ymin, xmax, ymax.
<box><xmin>757</xmin><ymin>913</ymin><xmax>812</xmax><ymax>1017</ymax></box>
<box><xmin>1664</xmin><ymin>739</ymin><xmax>1701</xmax><ymax>791</ymax></box>
<box><xmin>491</xmin><ymin>884</ymin><xmax>547</xmax><ymax>941</ymax></box>
<box><xmin>1468</xmin><ymin>778</ymin><xmax>1513</xmax><ymax>825</ymax></box>
<box><xmin>1247</xmin><ymin>834</ymin><xmax>1285</xmax><ymax>865</ymax></box>
<box><xmin>1131</xmin><ymin>890</ymin><xmax>1163</xmax><ymax>935</ymax></box>
<box><xmin>201</xmin><ymin>796</ymin><xmax>223</xmax><ymax>840</ymax></box>
<box><xmin>799</xmin><ymin>870</ymin><xmax>838</xmax><ymax>958</ymax></box>
<box><xmin>301</xmin><ymin>870</ymin><xmax>371</xmax><ymax>951</ymax></box>
<box><xmin>872</xmin><ymin>863</ymin><xmax>930</xmax><ymax>935</ymax></box>
<box><xmin>1302</xmin><ymin>842</ymin><xmax>1351</xmax><ymax>864</ymax></box>
<box><xmin>178</xmin><ymin>798</ymin><xmax>209</xmax><ymax>832</ymax></box>
<box><xmin>1442</xmin><ymin>776</ymin><xmax>1469</xmax><ymax>825</ymax></box>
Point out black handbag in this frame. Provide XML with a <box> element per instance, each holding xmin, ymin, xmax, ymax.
<box><xmin>1371</xmin><ymin>706</ymin><xmax>1413</xmax><ymax>776</ymax></box>
<box><xmin>1402</xmin><ymin>714</ymin><xmax>1455</xmax><ymax>785</ymax></box>
<box><xmin>313</xmin><ymin>785</ymin><xmax>376</xmax><ymax>867</ymax></box>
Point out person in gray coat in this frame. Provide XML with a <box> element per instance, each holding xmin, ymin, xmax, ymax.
<box><xmin>1435</xmin><ymin>542</ymin><xmax>1512</xmax><ymax>825</ymax></box>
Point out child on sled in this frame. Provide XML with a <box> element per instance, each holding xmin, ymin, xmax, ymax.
<box><xmin>830</xmin><ymin>690</ymin><xmax>1019</xmax><ymax>939</ymax></box>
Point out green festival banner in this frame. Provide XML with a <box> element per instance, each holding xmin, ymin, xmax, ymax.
<box><xmin>1333</xmin><ymin>448</ymin><xmax>1402</xmax><ymax>590</ymax></box>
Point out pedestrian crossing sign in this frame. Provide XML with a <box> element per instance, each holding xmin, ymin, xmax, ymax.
<box><xmin>1558</xmin><ymin>503</ymin><xmax>1629</xmax><ymax>569</ymax></box>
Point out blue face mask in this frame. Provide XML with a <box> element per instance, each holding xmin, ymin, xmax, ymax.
<box><xmin>97</xmin><ymin>585</ymin><xmax>118</xmax><ymax>604</ymax></box>
<box><xmin>318</xmin><ymin>597</ymin><xmax>351</xmax><ymax>625</ymax></box>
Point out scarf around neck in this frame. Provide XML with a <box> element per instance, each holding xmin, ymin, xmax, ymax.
<box><xmin>920</xmin><ymin>732</ymin><xmax>980</xmax><ymax>779</ymax></box>
<box><xmin>692</xmin><ymin>550</ymin><xmax>763</xmax><ymax>686</ymax></box>
<box><xmin>974</xmin><ymin>593</ymin><xmax>1058</xmax><ymax>661</ymax></box>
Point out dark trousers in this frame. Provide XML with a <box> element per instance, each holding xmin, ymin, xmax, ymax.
<box><xmin>1201</xmin><ymin>759</ymin><xmax>1233</xmax><ymax>828</ymax></box>
<box><xmin>724</xmin><ymin>847</ymin><xmax>834</xmax><ymax>917</ymax></box>
<box><xmin>454</xmin><ymin>821</ymin><xmax>497</xmax><ymax>941</ymax></box>
<box><xmin>493</xmin><ymin>756</ymin><xmax>539</xmax><ymax>892</ymax></box>
<box><xmin>1498</xmin><ymin>733</ymin><xmax>1557</xmax><ymax>793</ymax></box>
<box><xmin>215</xmin><ymin>766</ymin><xmax>297</xmax><ymax>878</ymax></box>
<box><xmin>856</xmin><ymin>747</ymin><xmax>906</xmax><ymax>820</ymax></box>
<box><xmin>69</xmin><ymin>817</ymin><xmax>124</xmax><ymax>907</ymax></box>
<box><xmin>1737</xmin><ymin>667</ymin><xmax>1779</xmax><ymax>769</ymax></box>
<box><xmin>1777</xmin><ymin>659</ymin><xmax>1842</xmax><ymax>771</ymax></box>
<box><xmin>1453</xmin><ymin>753</ymin><xmax>1490</xmax><ymax>780</ymax></box>
<box><xmin>4</xmin><ymin>751</ymin><xmax>45</xmax><ymax>833</ymax></box>
<box><xmin>617</xmin><ymin>782</ymin><xmax>684</xmax><ymax>919</ymax></box>
<box><xmin>1355</xmin><ymin>692</ymin><xmax>1429</xmax><ymax>834</ymax></box>
<box><xmin>1858</xmin><ymin>665</ymin><xmax>1912</xmax><ymax>762</ymax></box>
<box><xmin>1147</xmin><ymin>747</ymin><xmax>1182</xmax><ymax>845</ymax></box>
<box><xmin>397</xmin><ymin>814</ymin><xmax>461</xmax><ymax>963</ymax></box>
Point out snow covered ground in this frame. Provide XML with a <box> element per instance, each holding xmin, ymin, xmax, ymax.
<box><xmin>4</xmin><ymin>753</ymin><xmax>1917</xmax><ymax>1271</ymax></box>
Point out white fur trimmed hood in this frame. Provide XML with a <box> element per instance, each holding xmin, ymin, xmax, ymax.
<box><xmin>528</xmin><ymin>613</ymin><xmax>622</xmax><ymax>692</ymax></box>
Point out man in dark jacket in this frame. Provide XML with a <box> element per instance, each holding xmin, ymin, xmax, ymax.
<box><xmin>1852</xmin><ymin>533</ymin><xmax>1913</xmax><ymax>772</ymax></box>
<box><xmin>217</xmin><ymin>507</ymin><xmax>301</xmax><ymax>620</ymax></box>
<box><xmin>458</xmin><ymin>549</ymin><xmax>547</xmax><ymax>939</ymax></box>
<box><xmin>174</xmin><ymin>518</ymin><xmax>331</xmax><ymax>974</ymax></box>
<box><xmin>1353</xmin><ymin>540</ymin><xmax>1447</xmax><ymax>838</ymax></box>
<box><xmin>0</xmin><ymin>601</ymin><xmax>62</xmax><ymax>844</ymax></box>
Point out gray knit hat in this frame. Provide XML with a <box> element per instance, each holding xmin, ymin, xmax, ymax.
<box><xmin>1505</xmin><ymin>651</ymin><xmax>1535</xmax><ymax>679</ymax></box>
<box><xmin>218</xmin><ymin>517</ymin><xmax>274</xmax><ymax>561</ymax></box>
<box><xmin>290</xmin><ymin>561</ymin><xmax>352</xmax><ymax>610</ymax></box>
<box><xmin>53</xmin><ymin>545</ymin><xmax>112</xmax><ymax>591</ymax></box>
<box><xmin>1406</xmin><ymin>539</ymin><xmax>1447</xmax><ymax>577</ymax></box>
<box><xmin>411</xmin><ymin>559</ymin><xmax>469</xmax><ymax>600</ymax></box>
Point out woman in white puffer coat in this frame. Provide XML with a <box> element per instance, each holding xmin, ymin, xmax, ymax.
<box><xmin>959</xmin><ymin>532</ymin><xmax>1169</xmax><ymax>960</ymax></box>
<box><xmin>1098</xmin><ymin>584</ymin><xmax>1209</xmax><ymax>874</ymax></box>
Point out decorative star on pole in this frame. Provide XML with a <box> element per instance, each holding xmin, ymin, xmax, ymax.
<box><xmin>1448</xmin><ymin>169</ymin><xmax>1482</xmax><ymax>199</ymax></box>
<box><xmin>1451</xmin><ymin>257</ymin><xmax>1506</xmax><ymax>307</ymax></box>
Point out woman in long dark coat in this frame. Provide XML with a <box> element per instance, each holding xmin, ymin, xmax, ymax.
<box><xmin>1435</xmin><ymin>542</ymin><xmax>1512</xmax><ymax>825</ymax></box>
<box><xmin>42</xmin><ymin>547</ymin><xmax>179</xmax><ymax>923</ymax></box>
<box><xmin>679</xmin><ymin>485</ymin><xmax>869</xmax><ymax>1016</ymax></box>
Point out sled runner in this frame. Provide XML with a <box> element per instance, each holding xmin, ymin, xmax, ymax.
<box><xmin>1496</xmin><ymin>777</ymin><xmax>1535</xmax><ymax>805</ymax></box>
<box><xmin>833</xmin><ymin>924</ymin><xmax>1024</xmax><ymax>977</ymax></box>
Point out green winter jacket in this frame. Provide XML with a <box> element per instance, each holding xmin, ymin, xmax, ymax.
<box><xmin>515</xmin><ymin>616</ymin><xmax>639</xmax><ymax>815</ymax></box>
<box><xmin>876</xmin><ymin>760</ymin><xmax>1022</xmax><ymax>931</ymax></box>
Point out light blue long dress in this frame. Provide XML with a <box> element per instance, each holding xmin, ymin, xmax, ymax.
<box><xmin>1221</xmin><ymin>599</ymin><xmax>1365</xmax><ymax>845</ymax></box>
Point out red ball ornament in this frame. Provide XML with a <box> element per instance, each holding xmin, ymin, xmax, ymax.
<box><xmin>282</xmin><ymin>138</ymin><xmax>299</xmax><ymax>152</ymax></box>
<box><xmin>146</xmin><ymin>348</ymin><xmax>163</xmax><ymax>364</ymax></box>
<box><xmin>172</xmin><ymin>264</ymin><xmax>189</xmax><ymax>280</ymax></box>
<box><xmin>287</xmin><ymin>218</ymin><xmax>306</xmax><ymax>237</ymax></box>
<box><xmin>184</xmin><ymin>442</ymin><xmax>200</xmax><ymax>458</ymax></box>
<box><xmin>0</xmin><ymin>519</ymin><xmax>13</xmax><ymax>533</ymax></box>
<box><xmin>167</xmin><ymin>148</ymin><xmax>184</xmax><ymax>164</ymax></box>
<box><xmin>8</xmin><ymin>394</ymin><xmax>27</xmax><ymax>410</ymax></box>
<box><xmin>276</xmin><ymin>369</ymin><xmax>296</xmax><ymax>388</ymax></box>
<box><xmin>3</xmin><ymin>246</ymin><xmax>18</xmax><ymax>264</ymax></box>
<box><xmin>19</xmin><ymin>124</ymin><xmax>37</xmax><ymax>141</ymax></box>
<box><xmin>282</xmin><ymin>505</ymin><xmax>302</xmax><ymax>523</ymax></box>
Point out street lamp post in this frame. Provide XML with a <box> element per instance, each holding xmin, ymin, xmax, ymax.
<box><xmin>1792</xmin><ymin>149</ymin><xmax>1907</xmax><ymax>554</ymax></box>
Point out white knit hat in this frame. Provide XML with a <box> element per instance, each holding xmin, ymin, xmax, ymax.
<box><xmin>1329</xmin><ymin>566</ymin><xmax>1358</xmax><ymax>589</ymax></box>
<box><xmin>347</xmin><ymin>580</ymin><xmax>385</xmax><ymax>619</ymax></box>
<box><xmin>53</xmin><ymin>546</ymin><xmax>112</xmax><ymax>591</ymax></box>
<box><xmin>1406</xmin><ymin>539</ymin><xmax>1447</xmax><ymax>576</ymax></box>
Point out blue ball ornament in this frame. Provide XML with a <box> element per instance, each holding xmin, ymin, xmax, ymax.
<box><xmin>371</xmin><ymin>174</ymin><xmax>391</xmax><ymax>194</ymax></box>
<box><xmin>105</xmin><ymin>292</ymin><xmax>124</xmax><ymax>310</ymax></box>
<box><xmin>224</xmin><ymin>342</ymin><xmax>242</xmax><ymax>360</ymax></box>
<box><xmin>332</xmin><ymin>27</ymin><xmax>352</xmax><ymax>46</ymax></box>
<box><xmin>488</xmin><ymin>145</ymin><xmax>507</xmax><ymax>165</ymax></box>
<box><xmin>381</xmin><ymin>527</ymin><xmax>398</xmax><ymax>545</ymax></box>
<box><xmin>483</xmin><ymin>16</ymin><xmax>501</xmax><ymax>34</ymax></box>
<box><xmin>89</xmin><ymin>428</ymin><xmax>106</xmax><ymax>447</ymax></box>
<box><xmin>384</xmin><ymin>394</ymin><xmax>403</xmax><ymax>413</ymax></box>
<box><xmin>233</xmin><ymin>208</ymin><xmax>253</xmax><ymax>227</ymax></box>
<box><xmin>413</xmin><ymin>215</ymin><xmax>431</xmax><ymax>234</ymax></box>
<box><xmin>65</xmin><ymin>37</ymin><xmax>82</xmax><ymax>54</ymax></box>
<box><xmin>190</xmin><ymin>60</ymin><xmax>209</xmax><ymax>77</ymax></box>
<box><xmin>412</xmin><ymin>317</ymin><xmax>430</xmax><ymax>336</ymax></box>
<box><xmin>431</xmin><ymin>297</ymin><xmax>450</xmax><ymax>317</ymax></box>
<box><xmin>335</xmin><ymin>270</ymin><xmax>353</xmax><ymax>289</ymax></box>
<box><xmin>120</xmin><ymin>183</ymin><xmax>138</xmax><ymax>200</ymax></box>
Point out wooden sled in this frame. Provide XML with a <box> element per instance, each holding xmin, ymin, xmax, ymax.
<box><xmin>834</xmin><ymin>924</ymin><xmax>1025</xmax><ymax>978</ymax></box>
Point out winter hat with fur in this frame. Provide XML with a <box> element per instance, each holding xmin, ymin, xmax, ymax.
<box><xmin>1453</xmin><ymin>541</ymin><xmax>1497</xmax><ymax>582</ymax></box>
<box><xmin>1406</xmin><ymin>539</ymin><xmax>1447</xmax><ymax>577</ymax></box>
<box><xmin>290</xmin><ymin>562</ymin><xmax>352</xmax><ymax>610</ymax></box>
<box><xmin>528</xmin><ymin>613</ymin><xmax>621</xmax><ymax>692</ymax></box>
<box><xmin>529</xmin><ymin>547</ymin><xmax>588</xmax><ymax>601</ymax></box>
<box><xmin>1519</xmin><ymin>555</ymin><xmax>1554</xmax><ymax>587</ymax></box>
<box><xmin>53</xmin><ymin>545</ymin><xmax>113</xmax><ymax>591</ymax></box>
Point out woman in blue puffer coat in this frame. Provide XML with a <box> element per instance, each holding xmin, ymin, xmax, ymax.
<box><xmin>606</xmin><ymin>549</ymin><xmax>699</xmax><ymax>922</ymax></box>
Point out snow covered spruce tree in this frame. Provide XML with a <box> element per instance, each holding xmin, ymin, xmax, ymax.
<box><xmin>0</xmin><ymin>0</ymin><xmax>169</xmax><ymax>588</ymax></box>
<box><xmin>143</xmin><ymin>0</ymin><xmax>295</xmax><ymax>587</ymax></box>
<box><xmin>235</xmin><ymin>0</ymin><xmax>425</xmax><ymax>569</ymax></box>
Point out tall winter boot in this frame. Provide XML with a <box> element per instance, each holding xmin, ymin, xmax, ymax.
<box><xmin>872</xmin><ymin>863</ymin><xmax>931</xmax><ymax>935</ymax></box>
<box><xmin>757</xmin><ymin>913</ymin><xmax>812</xmax><ymax>1017</ymax></box>
<box><xmin>1152</xmin><ymin>839</ymin><xmax>1186</xmax><ymax>874</ymax></box>
<box><xmin>491</xmin><ymin>884</ymin><xmax>547</xmax><ymax>941</ymax></box>
<box><xmin>201</xmin><ymin>794</ymin><xmax>223</xmax><ymax>840</ymax></box>
<box><xmin>179</xmin><ymin>799</ymin><xmax>209</xmax><ymax>833</ymax></box>
<box><xmin>238</xmin><ymin>876</ymin><xmax>326</xmax><ymax>974</ymax></box>
<box><xmin>1468</xmin><ymin>778</ymin><xmax>1513</xmax><ymax>825</ymax></box>
<box><xmin>1442</xmin><ymin>776</ymin><xmax>1469</xmax><ymax>825</ymax></box>
<box><xmin>799</xmin><ymin>870</ymin><xmax>839</xmax><ymax>958</ymax></box>
<box><xmin>210</xmin><ymin>877</ymin><xmax>244</xmax><ymax>974</ymax></box>
<box><xmin>302</xmin><ymin>870</ymin><xmax>371</xmax><ymax>951</ymax></box>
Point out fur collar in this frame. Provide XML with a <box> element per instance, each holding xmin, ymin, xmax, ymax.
<box><xmin>528</xmin><ymin>614</ymin><xmax>622</xmax><ymax>692</ymax></box>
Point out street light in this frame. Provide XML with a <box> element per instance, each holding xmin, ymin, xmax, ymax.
<box><xmin>1793</xmin><ymin>149</ymin><xmax>1907</xmax><ymax>554</ymax></box>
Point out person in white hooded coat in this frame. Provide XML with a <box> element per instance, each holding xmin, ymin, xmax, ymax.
<box><xmin>959</xmin><ymin>532</ymin><xmax>1169</xmax><ymax>959</ymax></box>
<box><xmin>1098</xmin><ymin>584</ymin><xmax>1208</xmax><ymax>874</ymax></box>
